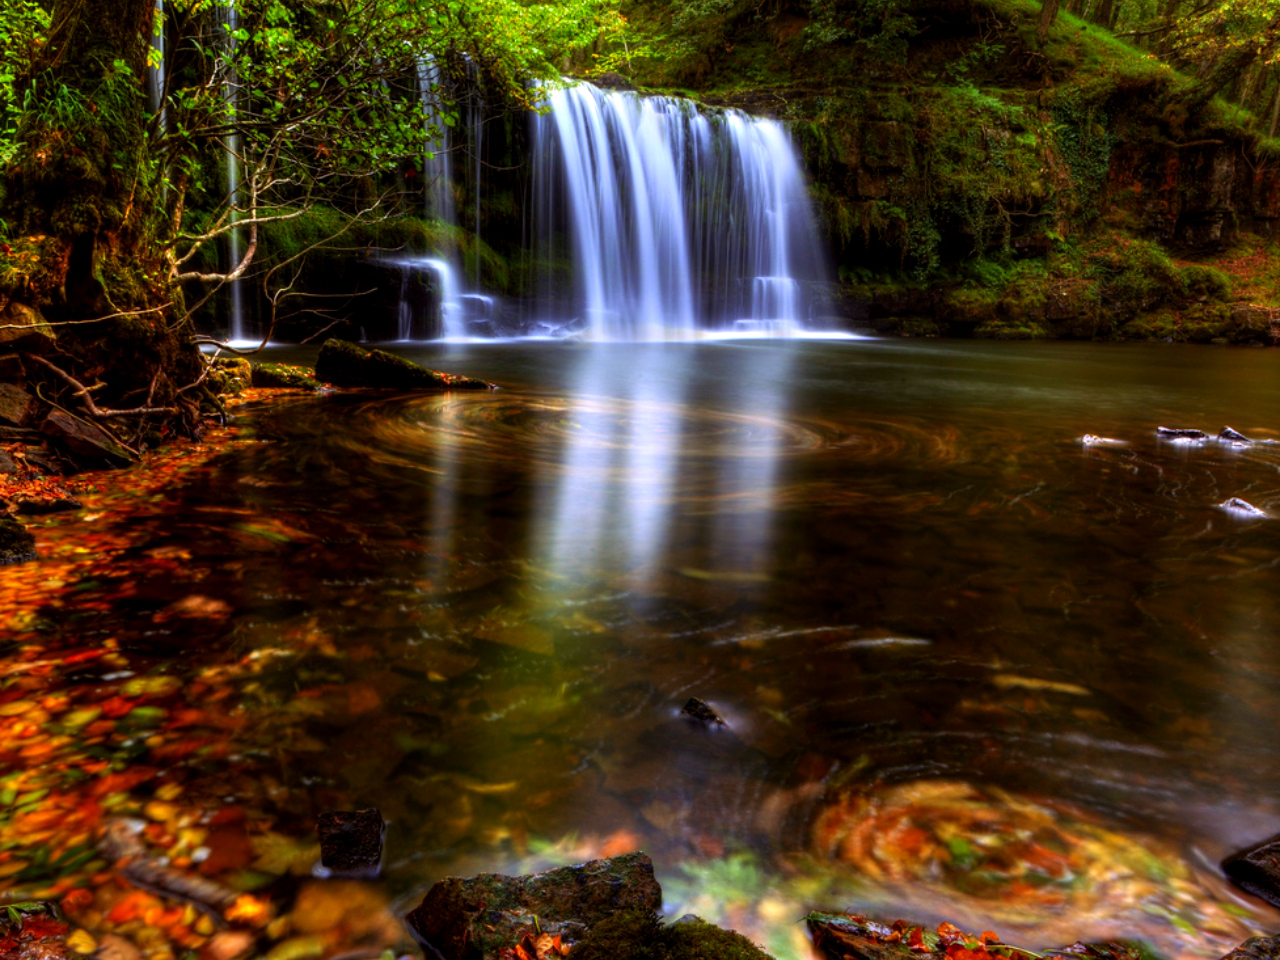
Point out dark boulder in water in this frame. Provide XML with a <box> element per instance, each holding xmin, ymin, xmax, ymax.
<box><xmin>1223</xmin><ymin>835</ymin><xmax>1280</xmax><ymax>908</ymax></box>
<box><xmin>316</xmin><ymin>338</ymin><xmax>495</xmax><ymax>391</ymax></box>
<box><xmin>405</xmin><ymin>853</ymin><xmax>662</xmax><ymax>960</ymax></box>
<box><xmin>317</xmin><ymin>807</ymin><xmax>384</xmax><ymax>877</ymax></box>
<box><xmin>0</xmin><ymin>518</ymin><xmax>36</xmax><ymax>565</ymax></box>
<box><xmin>1156</xmin><ymin>426</ymin><xmax>1209</xmax><ymax>440</ymax></box>
<box><xmin>1219</xmin><ymin>425</ymin><xmax>1252</xmax><ymax>442</ymax></box>
<box><xmin>681</xmin><ymin>697</ymin><xmax>726</xmax><ymax>725</ymax></box>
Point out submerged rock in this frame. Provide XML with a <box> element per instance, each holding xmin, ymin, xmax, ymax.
<box><xmin>0</xmin><ymin>518</ymin><xmax>37</xmax><ymax>565</ymax></box>
<box><xmin>316</xmin><ymin>808</ymin><xmax>383</xmax><ymax>877</ymax></box>
<box><xmin>806</xmin><ymin>913</ymin><xmax>1147</xmax><ymax>960</ymax></box>
<box><xmin>681</xmin><ymin>697</ymin><xmax>726</xmax><ymax>725</ymax></box>
<box><xmin>1218</xmin><ymin>497</ymin><xmax>1267</xmax><ymax>518</ymax></box>
<box><xmin>404</xmin><ymin>852</ymin><xmax>661</xmax><ymax>960</ymax></box>
<box><xmin>315</xmin><ymin>339</ymin><xmax>495</xmax><ymax>391</ymax></box>
<box><xmin>1223</xmin><ymin>836</ymin><xmax>1280</xmax><ymax>908</ymax></box>
<box><xmin>1156</xmin><ymin>426</ymin><xmax>1209</xmax><ymax>441</ymax></box>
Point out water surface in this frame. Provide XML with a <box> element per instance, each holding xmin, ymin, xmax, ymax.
<box><xmin>13</xmin><ymin>339</ymin><xmax>1280</xmax><ymax>960</ymax></box>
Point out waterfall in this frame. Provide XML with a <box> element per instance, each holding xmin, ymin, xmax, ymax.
<box><xmin>395</xmin><ymin>258</ymin><xmax>463</xmax><ymax>340</ymax></box>
<box><xmin>219</xmin><ymin>0</ymin><xmax>246</xmax><ymax>342</ymax></box>
<box><xmin>146</xmin><ymin>0</ymin><xmax>166</xmax><ymax>125</ymax></box>
<box><xmin>467</xmin><ymin>62</ymin><xmax>484</xmax><ymax>291</ymax></box>
<box><xmin>417</xmin><ymin>58</ymin><xmax>454</xmax><ymax>226</ymax></box>
<box><xmin>530</xmin><ymin>83</ymin><xmax>827</xmax><ymax>341</ymax></box>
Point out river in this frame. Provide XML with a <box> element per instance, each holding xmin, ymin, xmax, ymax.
<box><xmin>8</xmin><ymin>338</ymin><xmax>1280</xmax><ymax>960</ymax></box>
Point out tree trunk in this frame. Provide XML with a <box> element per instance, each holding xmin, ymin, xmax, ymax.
<box><xmin>1089</xmin><ymin>0</ymin><xmax>1114</xmax><ymax>28</ymax></box>
<box><xmin>1037</xmin><ymin>0</ymin><xmax>1062</xmax><ymax>46</ymax></box>
<box><xmin>1190</xmin><ymin>12</ymin><xmax>1280</xmax><ymax>109</ymax></box>
<box><xmin>0</xmin><ymin>0</ymin><xmax>208</xmax><ymax>455</ymax></box>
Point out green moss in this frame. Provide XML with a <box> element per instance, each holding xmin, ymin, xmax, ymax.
<box><xmin>570</xmin><ymin>912</ymin><xmax>773</xmax><ymax>960</ymax></box>
<box><xmin>250</xmin><ymin>362</ymin><xmax>321</xmax><ymax>391</ymax></box>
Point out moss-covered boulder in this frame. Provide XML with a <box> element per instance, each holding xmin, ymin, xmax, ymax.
<box><xmin>316</xmin><ymin>339</ymin><xmax>495</xmax><ymax>391</ymax></box>
<box><xmin>210</xmin><ymin>358</ymin><xmax>252</xmax><ymax>396</ymax></box>
<box><xmin>405</xmin><ymin>853</ymin><xmax>662</xmax><ymax>960</ymax></box>
<box><xmin>250</xmin><ymin>362</ymin><xmax>322</xmax><ymax>391</ymax></box>
<box><xmin>571</xmin><ymin>912</ymin><xmax>773</xmax><ymax>960</ymax></box>
<box><xmin>0</xmin><ymin>518</ymin><xmax>36</xmax><ymax>566</ymax></box>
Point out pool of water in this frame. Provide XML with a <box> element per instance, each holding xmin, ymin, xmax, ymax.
<box><xmin>11</xmin><ymin>338</ymin><xmax>1280</xmax><ymax>960</ymax></box>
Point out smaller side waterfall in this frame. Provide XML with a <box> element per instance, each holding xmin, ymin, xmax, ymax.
<box><xmin>529</xmin><ymin>83</ymin><xmax>829</xmax><ymax>341</ymax></box>
<box><xmin>394</xmin><ymin>258</ymin><xmax>463</xmax><ymax>340</ymax></box>
<box><xmin>146</xmin><ymin>0</ymin><xmax>166</xmax><ymax>126</ymax></box>
<box><xmin>219</xmin><ymin>0</ymin><xmax>246</xmax><ymax>342</ymax></box>
<box><xmin>417</xmin><ymin>58</ymin><xmax>454</xmax><ymax>226</ymax></box>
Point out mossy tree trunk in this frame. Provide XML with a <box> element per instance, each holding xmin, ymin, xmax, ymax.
<box><xmin>0</xmin><ymin>0</ymin><xmax>208</xmax><ymax>453</ymax></box>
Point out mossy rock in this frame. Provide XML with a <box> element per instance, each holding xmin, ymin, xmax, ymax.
<box><xmin>250</xmin><ymin>362</ymin><xmax>321</xmax><ymax>391</ymax></box>
<box><xmin>316</xmin><ymin>339</ymin><xmax>494</xmax><ymax>391</ymax></box>
<box><xmin>0</xmin><ymin>519</ymin><xmax>36</xmax><ymax>566</ymax></box>
<box><xmin>570</xmin><ymin>912</ymin><xmax>773</xmax><ymax>960</ymax></box>
<box><xmin>211</xmin><ymin>358</ymin><xmax>252</xmax><ymax>396</ymax></box>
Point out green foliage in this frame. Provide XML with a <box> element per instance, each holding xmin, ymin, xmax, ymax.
<box><xmin>803</xmin><ymin>0</ymin><xmax>916</xmax><ymax>64</ymax></box>
<box><xmin>0</xmin><ymin>0</ymin><xmax>47</xmax><ymax>165</ymax></box>
<box><xmin>1051</xmin><ymin>88</ymin><xmax>1117</xmax><ymax>222</ymax></box>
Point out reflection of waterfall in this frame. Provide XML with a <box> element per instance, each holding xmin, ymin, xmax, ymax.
<box><xmin>535</xmin><ymin>344</ymin><xmax>796</xmax><ymax>590</ymax></box>
<box><xmin>218</xmin><ymin>0</ymin><xmax>246</xmax><ymax>341</ymax></box>
<box><xmin>530</xmin><ymin>83</ymin><xmax>827</xmax><ymax>341</ymax></box>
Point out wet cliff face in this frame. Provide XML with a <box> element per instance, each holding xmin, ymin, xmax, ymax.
<box><xmin>1115</xmin><ymin>138</ymin><xmax>1280</xmax><ymax>250</ymax></box>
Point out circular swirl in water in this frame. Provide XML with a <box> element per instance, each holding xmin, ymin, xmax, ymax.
<box><xmin>811</xmin><ymin>780</ymin><xmax>1252</xmax><ymax>946</ymax></box>
<box><xmin>360</xmin><ymin>393</ymin><xmax>967</xmax><ymax>471</ymax></box>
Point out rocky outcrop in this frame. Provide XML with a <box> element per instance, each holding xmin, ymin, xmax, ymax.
<box><xmin>404</xmin><ymin>853</ymin><xmax>662</xmax><ymax>960</ymax></box>
<box><xmin>316</xmin><ymin>339</ymin><xmax>495</xmax><ymax>391</ymax></box>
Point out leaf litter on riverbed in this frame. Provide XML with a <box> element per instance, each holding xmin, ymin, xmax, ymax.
<box><xmin>0</xmin><ymin>401</ymin><xmax>415</xmax><ymax>960</ymax></box>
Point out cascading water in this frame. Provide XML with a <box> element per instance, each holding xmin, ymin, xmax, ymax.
<box><xmin>395</xmin><ymin>258</ymin><xmax>463</xmax><ymax>340</ymax></box>
<box><xmin>530</xmin><ymin>83</ymin><xmax>828</xmax><ymax>341</ymax></box>
<box><xmin>218</xmin><ymin>0</ymin><xmax>246</xmax><ymax>342</ymax></box>
<box><xmin>417</xmin><ymin>58</ymin><xmax>454</xmax><ymax>226</ymax></box>
<box><xmin>146</xmin><ymin>0</ymin><xmax>166</xmax><ymax>126</ymax></box>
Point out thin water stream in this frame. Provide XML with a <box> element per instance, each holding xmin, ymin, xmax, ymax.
<box><xmin>8</xmin><ymin>340</ymin><xmax>1280</xmax><ymax>960</ymax></box>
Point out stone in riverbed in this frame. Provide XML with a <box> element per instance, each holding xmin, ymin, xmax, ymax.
<box><xmin>0</xmin><ymin>383</ymin><xmax>34</xmax><ymax>427</ymax></box>
<box><xmin>316</xmin><ymin>338</ymin><xmax>495</xmax><ymax>391</ymax></box>
<box><xmin>681</xmin><ymin>697</ymin><xmax>726</xmax><ymax>725</ymax></box>
<box><xmin>40</xmin><ymin>410</ymin><xmax>133</xmax><ymax>469</ymax></box>
<box><xmin>1156</xmin><ymin>426</ymin><xmax>1209</xmax><ymax>441</ymax></box>
<box><xmin>250</xmin><ymin>362</ymin><xmax>321</xmax><ymax>391</ymax></box>
<box><xmin>1222</xmin><ymin>937</ymin><xmax>1280</xmax><ymax>960</ymax></box>
<box><xmin>1224</xmin><ymin>835</ymin><xmax>1280</xmax><ymax>908</ymax></box>
<box><xmin>316</xmin><ymin>808</ymin><xmax>383</xmax><ymax>877</ymax></box>
<box><xmin>0</xmin><ymin>518</ymin><xmax>37</xmax><ymax>565</ymax></box>
<box><xmin>806</xmin><ymin>914</ymin><xmax>1149</xmax><ymax>960</ymax></box>
<box><xmin>404</xmin><ymin>852</ymin><xmax>662</xmax><ymax>960</ymax></box>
